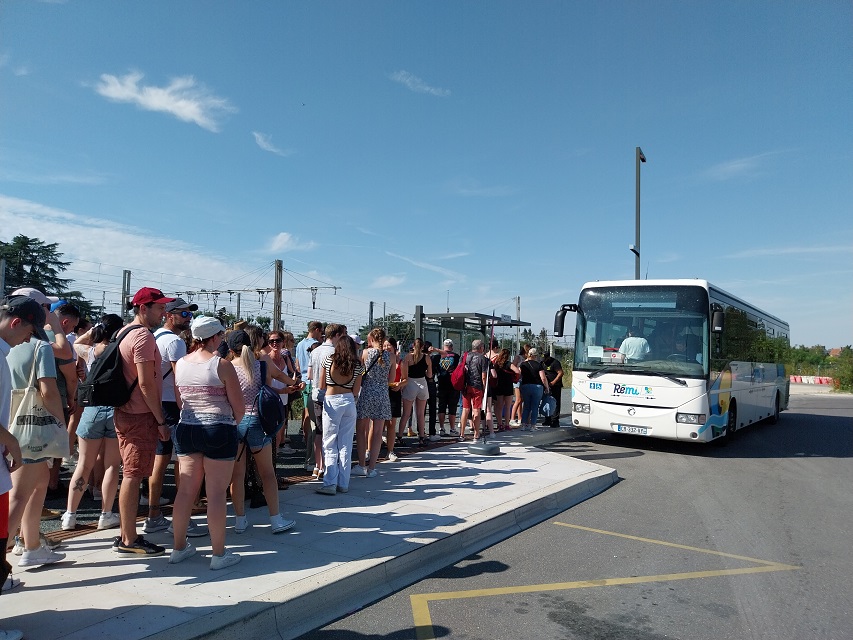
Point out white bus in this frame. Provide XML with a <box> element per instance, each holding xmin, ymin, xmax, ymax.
<box><xmin>554</xmin><ymin>279</ymin><xmax>790</xmax><ymax>443</ymax></box>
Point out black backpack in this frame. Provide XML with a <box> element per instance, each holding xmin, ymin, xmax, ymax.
<box><xmin>253</xmin><ymin>360</ymin><xmax>286</xmax><ymax>437</ymax></box>
<box><xmin>77</xmin><ymin>325</ymin><xmax>144</xmax><ymax>408</ymax></box>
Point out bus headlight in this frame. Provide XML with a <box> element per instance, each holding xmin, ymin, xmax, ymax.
<box><xmin>676</xmin><ymin>413</ymin><xmax>706</xmax><ymax>424</ymax></box>
<box><xmin>573</xmin><ymin>403</ymin><xmax>590</xmax><ymax>414</ymax></box>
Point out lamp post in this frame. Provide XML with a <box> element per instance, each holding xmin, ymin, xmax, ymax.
<box><xmin>630</xmin><ymin>146</ymin><xmax>647</xmax><ymax>279</ymax></box>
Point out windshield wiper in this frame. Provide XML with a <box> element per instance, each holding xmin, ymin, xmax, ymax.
<box><xmin>639</xmin><ymin>370</ymin><xmax>688</xmax><ymax>386</ymax></box>
<box><xmin>588</xmin><ymin>365</ymin><xmax>640</xmax><ymax>379</ymax></box>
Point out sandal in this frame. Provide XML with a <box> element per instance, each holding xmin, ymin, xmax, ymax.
<box><xmin>277</xmin><ymin>476</ymin><xmax>290</xmax><ymax>490</ymax></box>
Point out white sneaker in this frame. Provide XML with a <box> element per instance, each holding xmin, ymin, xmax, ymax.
<box><xmin>448</xmin><ymin>428</ymin><xmax>460</xmax><ymax>436</ymax></box>
<box><xmin>429</xmin><ymin>434</ymin><xmax>441</xmax><ymax>442</ymax></box>
<box><xmin>234</xmin><ymin>515</ymin><xmax>249</xmax><ymax>534</ymax></box>
<box><xmin>366</xmin><ymin>468</ymin><xmax>378</xmax><ymax>478</ymax></box>
<box><xmin>210</xmin><ymin>550</ymin><xmax>241</xmax><ymax>570</ymax></box>
<box><xmin>139</xmin><ymin>495</ymin><xmax>170</xmax><ymax>507</ymax></box>
<box><xmin>19</xmin><ymin>544</ymin><xmax>65</xmax><ymax>568</ymax></box>
<box><xmin>353</xmin><ymin>465</ymin><xmax>368</xmax><ymax>477</ymax></box>
<box><xmin>169</xmin><ymin>542</ymin><xmax>196</xmax><ymax>564</ymax></box>
<box><xmin>388</xmin><ymin>451</ymin><xmax>399</xmax><ymax>462</ymax></box>
<box><xmin>270</xmin><ymin>514</ymin><xmax>295</xmax><ymax>534</ymax></box>
<box><xmin>439</xmin><ymin>429</ymin><xmax>448</xmax><ymax>436</ymax></box>
<box><xmin>97</xmin><ymin>512</ymin><xmax>120</xmax><ymax>530</ymax></box>
<box><xmin>61</xmin><ymin>511</ymin><xmax>77</xmax><ymax>531</ymax></box>
<box><xmin>279</xmin><ymin>445</ymin><xmax>295</xmax><ymax>455</ymax></box>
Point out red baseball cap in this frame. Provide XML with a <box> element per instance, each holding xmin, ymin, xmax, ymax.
<box><xmin>131</xmin><ymin>287</ymin><xmax>176</xmax><ymax>306</ymax></box>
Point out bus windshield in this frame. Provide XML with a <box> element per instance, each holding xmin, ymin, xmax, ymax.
<box><xmin>573</xmin><ymin>284</ymin><xmax>710</xmax><ymax>379</ymax></box>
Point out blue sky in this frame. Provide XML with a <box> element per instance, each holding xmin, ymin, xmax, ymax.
<box><xmin>1</xmin><ymin>1</ymin><xmax>851</xmax><ymax>347</ymax></box>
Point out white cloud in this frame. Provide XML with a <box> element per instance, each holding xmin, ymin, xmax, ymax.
<box><xmin>447</xmin><ymin>178</ymin><xmax>517</xmax><ymax>197</ymax></box>
<box><xmin>13</xmin><ymin>65</ymin><xmax>30</xmax><ymax>77</ymax></box>
<box><xmin>0</xmin><ymin>194</ymin><xmax>241</xmax><ymax>293</ymax></box>
<box><xmin>370</xmin><ymin>275</ymin><xmax>406</xmax><ymax>289</ymax></box>
<box><xmin>723</xmin><ymin>245</ymin><xmax>853</xmax><ymax>259</ymax></box>
<box><xmin>267</xmin><ymin>232</ymin><xmax>317</xmax><ymax>253</ymax></box>
<box><xmin>0</xmin><ymin>170</ymin><xmax>106</xmax><ymax>185</ymax></box>
<box><xmin>386</xmin><ymin>251</ymin><xmax>464</xmax><ymax>282</ymax></box>
<box><xmin>389</xmin><ymin>70</ymin><xmax>450</xmax><ymax>97</ymax></box>
<box><xmin>252</xmin><ymin>131</ymin><xmax>293</xmax><ymax>157</ymax></box>
<box><xmin>701</xmin><ymin>151</ymin><xmax>784</xmax><ymax>182</ymax></box>
<box><xmin>93</xmin><ymin>71</ymin><xmax>236</xmax><ymax>132</ymax></box>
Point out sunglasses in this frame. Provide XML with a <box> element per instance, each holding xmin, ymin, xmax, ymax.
<box><xmin>268</xmin><ymin>338</ymin><xmax>283</xmax><ymax>344</ymax></box>
<box><xmin>170</xmin><ymin>310</ymin><xmax>192</xmax><ymax>318</ymax></box>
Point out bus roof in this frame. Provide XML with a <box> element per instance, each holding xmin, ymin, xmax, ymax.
<box><xmin>578</xmin><ymin>279</ymin><xmax>789</xmax><ymax>330</ymax></box>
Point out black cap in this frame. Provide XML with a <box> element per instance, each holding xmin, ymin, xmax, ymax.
<box><xmin>0</xmin><ymin>295</ymin><xmax>49</xmax><ymax>341</ymax></box>
<box><xmin>165</xmin><ymin>297</ymin><xmax>199</xmax><ymax>313</ymax></box>
<box><xmin>226</xmin><ymin>329</ymin><xmax>251</xmax><ymax>353</ymax></box>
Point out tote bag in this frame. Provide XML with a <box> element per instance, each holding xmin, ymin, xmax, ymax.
<box><xmin>9</xmin><ymin>356</ymin><xmax>70</xmax><ymax>460</ymax></box>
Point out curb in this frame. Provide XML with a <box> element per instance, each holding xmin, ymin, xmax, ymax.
<box><xmin>146</xmin><ymin>456</ymin><xmax>616</xmax><ymax>640</ymax></box>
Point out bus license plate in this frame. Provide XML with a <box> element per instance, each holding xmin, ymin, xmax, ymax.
<box><xmin>615</xmin><ymin>425</ymin><xmax>649</xmax><ymax>436</ymax></box>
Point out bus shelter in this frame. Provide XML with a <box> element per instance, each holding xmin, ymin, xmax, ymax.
<box><xmin>415</xmin><ymin>306</ymin><xmax>530</xmax><ymax>352</ymax></box>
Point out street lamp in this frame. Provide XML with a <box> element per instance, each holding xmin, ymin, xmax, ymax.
<box><xmin>631</xmin><ymin>146</ymin><xmax>647</xmax><ymax>280</ymax></box>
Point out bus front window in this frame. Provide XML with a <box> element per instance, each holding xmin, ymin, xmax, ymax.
<box><xmin>573</xmin><ymin>285</ymin><xmax>709</xmax><ymax>379</ymax></box>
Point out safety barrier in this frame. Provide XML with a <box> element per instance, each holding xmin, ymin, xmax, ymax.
<box><xmin>792</xmin><ymin>375</ymin><xmax>834</xmax><ymax>385</ymax></box>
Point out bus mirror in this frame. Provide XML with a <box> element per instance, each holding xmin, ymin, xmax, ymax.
<box><xmin>712</xmin><ymin>310</ymin><xmax>725</xmax><ymax>333</ymax></box>
<box><xmin>553</xmin><ymin>304</ymin><xmax>577</xmax><ymax>337</ymax></box>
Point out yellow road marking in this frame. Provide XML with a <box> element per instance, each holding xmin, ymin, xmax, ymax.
<box><xmin>410</xmin><ymin>523</ymin><xmax>800</xmax><ymax>640</ymax></box>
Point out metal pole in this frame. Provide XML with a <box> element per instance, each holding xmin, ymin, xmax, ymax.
<box><xmin>0</xmin><ymin>258</ymin><xmax>5</xmax><ymax>295</ymax></box>
<box><xmin>236</xmin><ymin>293</ymin><xmax>241</xmax><ymax>320</ymax></box>
<box><xmin>273</xmin><ymin>259</ymin><xmax>283</xmax><ymax>331</ymax></box>
<box><xmin>121</xmin><ymin>270</ymin><xmax>132</xmax><ymax>321</ymax></box>
<box><xmin>369</xmin><ymin>301</ymin><xmax>374</xmax><ymax>328</ymax></box>
<box><xmin>635</xmin><ymin>146</ymin><xmax>646</xmax><ymax>280</ymax></box>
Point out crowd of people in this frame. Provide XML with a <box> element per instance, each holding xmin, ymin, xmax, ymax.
<box><xmin>0</xmin><ymin>285</ymin><xmax>565</xmax><ymax>637</ymax></box>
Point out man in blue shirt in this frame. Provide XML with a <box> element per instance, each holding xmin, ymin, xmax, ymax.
<box><xmin>295</xmin><ymin>321</ymin><xmax>322</xmax><ymax>471</ymax></box>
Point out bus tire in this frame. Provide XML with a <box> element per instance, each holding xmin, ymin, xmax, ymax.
<box><xmin>768</xmin><ymin>393</ymin><xmax>780</xmax><ymax>425</ymax></box>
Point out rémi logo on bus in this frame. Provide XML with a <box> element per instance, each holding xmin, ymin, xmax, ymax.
<box><xmin>614</xmin><ymin>384</ymin><xmax>641</xmax><ymax>396</ymax></box>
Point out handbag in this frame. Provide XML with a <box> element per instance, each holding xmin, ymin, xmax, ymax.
<box><xmin>539</xmin><ymin>393</ymin><xmax>557</xmax><ymax>418</ymax></box>
<box><xmin>9</xmin><ymin>356</ymin><xmax>71</xmax><ymax>460</ymax></box>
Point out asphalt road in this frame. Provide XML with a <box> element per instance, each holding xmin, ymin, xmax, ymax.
<box><xmin>294</xmin><ymin>390</ymin><xmax>853</xmax><ymax>640</ymax></box>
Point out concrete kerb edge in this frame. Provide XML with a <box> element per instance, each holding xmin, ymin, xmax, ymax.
<box><xmin>146</xmin><ymin>463</ymin><xmax>617</xmax><ymax>640</ymax></box>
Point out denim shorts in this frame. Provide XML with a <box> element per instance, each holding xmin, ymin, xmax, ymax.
<box><xmin>173</xmin><ymin>423</ymin><xmax>239</xmax><ymax>461</ymax></box>
<box><xmin>76</xmin><ymin>406</ymin><xmax>117</xmax><ymax>440</ymax></box>
<box><xmin>237</xmin><ymin>413</ymin><xmax>272</xmax><ymax>451</ymax></box>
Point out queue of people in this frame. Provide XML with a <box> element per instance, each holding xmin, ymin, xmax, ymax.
<box><xmin>0</xmin><ymin>285</ymin><xmax>566</xmax><ymax>634</ymax></box>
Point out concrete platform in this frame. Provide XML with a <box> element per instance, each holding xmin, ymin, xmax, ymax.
<box><xmin>2</xmin><ymin>428</ymin><xmax>616</xmax><ymax>640</ymax></box>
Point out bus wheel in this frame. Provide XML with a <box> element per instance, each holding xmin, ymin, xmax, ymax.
<box><xmin>724</xmin><ymin>401</ymin><xmax>738</xmax><ymax>442</ymax></box>
<box><xmin>769</xmin><ymin>393</ymin><xmax>780</xmax><ymax>424</ymax></box>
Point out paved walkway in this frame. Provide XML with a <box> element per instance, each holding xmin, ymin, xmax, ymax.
<box><xmin>3</xmin><ymin>428</ymin><xmax>616</xmax><ymax>640</ymax></box>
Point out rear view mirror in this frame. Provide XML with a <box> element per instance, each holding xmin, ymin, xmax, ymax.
<box><xmin>553</xmin><ymin>304</ymin><xmax>577</xmax><ymax>337</ymax></box>
<box><xmin>712</xmin><ymin>310</ymin><xmax>725</xmax><ymax>333</ymax></box>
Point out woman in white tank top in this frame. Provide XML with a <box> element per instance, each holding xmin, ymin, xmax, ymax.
<box><xmin>170</xmin><ymin>316</ymin><xmax>245</xmax><ymax>571</ymax></box>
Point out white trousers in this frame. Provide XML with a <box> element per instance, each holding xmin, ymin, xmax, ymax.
<box><xmin>321</xmin><ymin>393</ymin><xmax>357</xmax><ymax>490</ymax></box>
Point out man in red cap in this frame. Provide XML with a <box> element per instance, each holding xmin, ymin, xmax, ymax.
<box><xmin>113</xmin><ymin>287</ymin><xmax>174</xmax><ymax>557</ymax></box>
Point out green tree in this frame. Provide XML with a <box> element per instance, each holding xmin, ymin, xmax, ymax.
<box><xmin>0</xmin><ymin>234</ymin><xmax>97</xmax><ymax>319</ymax></box>
<box><xmin>1</xmin><ymin>234</ymin><xmax>71</xmax><ymax>295</ymax></box>
<box><xmin>359</xmin><ymin>313</ymin><xmax>413</xmax><ymax>342</ymax></box>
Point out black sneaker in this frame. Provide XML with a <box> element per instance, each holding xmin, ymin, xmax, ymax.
<box><xmin>115</xmin><ymin>535</ymin><xmax>165</xmax><ymax>557</ymax></box>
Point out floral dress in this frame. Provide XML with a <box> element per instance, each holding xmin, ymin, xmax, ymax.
<box><xmin>356</xmin><ymin>348</ymin><xmax>392</xmax><ymax>420</ymax></box>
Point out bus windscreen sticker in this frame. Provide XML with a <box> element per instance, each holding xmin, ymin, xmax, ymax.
<box><xmin>612</xmin><ymin>384</ymin><xmax>655</xmax><ymax>399</ymax></box>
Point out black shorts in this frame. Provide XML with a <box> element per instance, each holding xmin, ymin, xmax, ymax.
<box><xmin>157</xmin><ymin>401</ymin><xmax>179</xmax><ymax>455</ymax></box>
<box><xmin>389</xmin><ymin>388</ymin><xmax>402</xmax><ymax>418</ymax></box>
<box><xmin>437</xmin><ymin>384</ymin><xmax>460</xmax><ymax>416</ymax></box>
